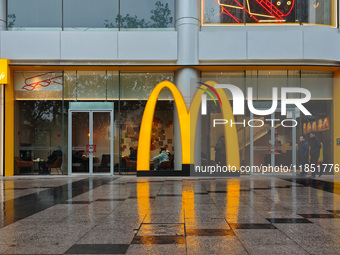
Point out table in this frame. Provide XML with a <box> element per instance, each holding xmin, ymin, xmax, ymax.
<box><xmin>33</xmin><ymin>159</ymin><xmax>46</xmax><ymax>174</ymax></box>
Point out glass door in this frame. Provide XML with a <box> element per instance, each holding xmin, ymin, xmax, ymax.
<box><xmin>70</xmin><ymin>112</ymin><xmax>90</xmax><ymax>174</ymax></box>
<box><xmin>251</xmin><ymin>112</ymin><xmax>273</xmax><ymax>175</ymax></box>
<box><xmin>250</xmin><ymin>107</ymin><xmax>296</xmax><ymax>176</ymax></box>
<box><xmin>272</xmin><ymin>109</ymin><xmax>296</xmax><ymax>175</ymax></box>
<box><xmin>92</xmin><ymin>112</ymin><xmax>112</xmax><ymax>174</ymax></box>
<box><xmin>68</xmin><ymin>110</ymin><xmax>113</xmax><ymax>175</ymax></box>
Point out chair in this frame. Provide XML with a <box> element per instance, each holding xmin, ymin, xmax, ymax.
<box><xmin>93</xmin><ymin>156</ymin><xmax>101</xmax><ymax>171</ymax></box>
<box><xmin>15</xmin><ymin>157</ymin><xmax>34</xmax><ymax>174</ymax></box>
<box><xmin>45</xmin><ymin>157</ymin><xmax>63</xmax><ymax>174</ymax></box>
<box><xmin>124</xmin><ymin>156</ymin><xmax>137</xmax><ymax>169</ymax></box>
<box><xmin>100</xmin><ymin>154</ymin><xmax>111</xmax><ymax>171</ymax></box>
<box><xmin>159</xmin><ymin>156</ymin><xmax>174</xmax><ymax>170</ymax></box>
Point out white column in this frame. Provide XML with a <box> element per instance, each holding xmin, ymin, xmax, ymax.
<box><xmin>174</xmin><ymin>0</ymin><xmax>200</xmax><ymax>170</ymax></box>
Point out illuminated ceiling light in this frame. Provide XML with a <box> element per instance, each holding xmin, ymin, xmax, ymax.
<box><xmin>287</xmin><ymin>1</ymin><xmax>291</xmax><ymax>5</ymax></box>
<box><xmin>277</xmin><ymin>1</ymin><xmax>281</xmax><ymax>6</ymax></box>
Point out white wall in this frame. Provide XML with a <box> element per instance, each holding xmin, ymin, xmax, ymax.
<box><xmin>0</xmin><ymin>31</ymin><xmax>178</xmax><ymax>61</ymax></box>
<box><xmin>1</xmin><ymin>26</ymin><xmax>340</xmax><ymax>62</ymax></box>
<box><xmin>199</xmin><ymin>26</ymin><xmax>340</xmax><ymax>62</ymax></box>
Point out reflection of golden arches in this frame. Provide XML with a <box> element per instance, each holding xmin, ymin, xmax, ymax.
<box><xmin>136</xmin><ymin>81</ymin><xmax>240</xmax><ymax>171</ymax></box>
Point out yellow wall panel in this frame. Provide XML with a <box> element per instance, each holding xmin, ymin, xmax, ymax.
<box><xmin>5</xmin><ymin>69</ymin><xmax>14</xmax><ymax>176</ymax></box>
<box><xmin>333</xmin><ymin>71</ymin><xmax>340</xmax><ymax>175</ymax></box>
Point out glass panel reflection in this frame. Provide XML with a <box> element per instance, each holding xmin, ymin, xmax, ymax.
<box><xmin>120</xmin><ymin>0</ymin><xmax>174</xmax><ymax>29</ymax></box>
<box><xmin>120</xmin><ymin>72</ymin><xmax>173</xmax><ymax>100</ymax></box>
<box><xmin>71</xmin><ymin>112</ymin><xmax>90</xmax><ymax>174</ymax></box>
<box><xmin>7</xmin><ymin>0</ymin><xmax>62</xmax><ymax>30</ymax></box>
<box><xmin>203</xmin><ymin>0</ymin><xmax>336</xmax><ymax>26</ymax></box>
<box><xmin>300</xmin><ymin>0</ymin><xmax>333</xmax><ymax>25</ymax></box>
<box><xmin>14</xmin><ymin>72</ymin><xmax>63</xmax><ymax>100</ymax></box>
<box><xmin>8</xmin><ymin>0</ymin><xmax>174</xmax><ymax>30</ymax></box>
<box><xmin>15</xmin><ymin>100</ymin><xmax>63</xmax><ymax>174</ymax></box>
<box><xmin>63</xmin><ymin>0</ymin><xmax>119</xmax><ymax>31</ymax></box>
<box><xmin>93</xmin><ymin>112</ymin><xmax>111</xmax><ymax>174</ymax></box>
<box><xmin>64</xmin><ymin>71</ymin><xmax>119</xmax><ymax>100</ymax></box>
<box><xmin>120</xmin><ymin>100</ymin><xmax>174</xmax><ymax>173</ymax></box>
<box><xmin>301</xmin><ymin>100</ymin><xmax>333</xmax><ymax>171</ymax></box>
<box><xmin>274</xmin><ymin>110</ymin><xmax>294</xmax><ymax>173</ymax></box>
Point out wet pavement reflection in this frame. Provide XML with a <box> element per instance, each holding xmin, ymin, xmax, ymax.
<box><xmin>0</xmin><ymin>177</ymin><xmax>114</xmax><ymax>227</ymax></box>
<box><xmin>0</xmin><ymin>176</ymin><xmax>339</xmax><ymax>254</ymax></box>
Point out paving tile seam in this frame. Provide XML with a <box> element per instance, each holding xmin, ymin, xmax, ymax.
<box><xmin>2</xmin><ymin>177</ymin><xmax>340</xmax><ymax>255</ymax></box>
<box><xmin>134</xmin><ymin>180</ymin><xmax>166</xmax><ymax>238</ymax></box>
<box><xmin>201</xmin><ymin>182</ymin><xmax>251</xmax><ymax>255</ymax></box>
<box><xmin>0</xmin><ymin>177</ymin><xmax>120</xmax><ymax>229</ymax></box>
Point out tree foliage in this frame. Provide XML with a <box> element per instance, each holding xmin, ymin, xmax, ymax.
<box><xmin>105</xmin><ymin>1</ymin><xmax>173</xmax><ymax>29</ymax></box>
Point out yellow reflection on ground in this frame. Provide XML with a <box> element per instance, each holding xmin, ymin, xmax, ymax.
<box><xmin>334</xmin><ymin>179</ymin><xmax>340</xmax><ymax>212</ymax></box>
<box><xmin>226</xmin><ymin>180</ymin><xmax>240</xmax><ymax>222</ymax></box>
<box><xmin>3</xmin><ymin>179</ymin><xmax>15</xmax><ymax>243</ymax></box>
<box><xmin>137</xmin><ymin>181</ymin><xmax>150</xmax><ymax>222</ymax></box>
<box><xmin>4</xmin><ymin>180</ymin><xmax>15</xmax><ymax>223</ymax></box>
<box><xmin>334</xmin><ymin>179</ymin><xmax>340</xmax><ymax>196</ymax></box>
<box><xmin>183</xmin><ymin>190</ymin><xmax>195</xmax><ymax>220</ymax></box>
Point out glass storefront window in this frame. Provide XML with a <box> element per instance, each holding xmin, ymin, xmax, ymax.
<box><xmin>203</xmin><ymin>0</ymin><xmax>337</xmax><ymax>26</ymax></box>
<box><xmin>14</xmin><ymin>71</ymin><xmax>63</xmax><ymax>100</ymax></box>
<box><xmin>120</xmin><ymin>72</ymin><xmax>174</xmax><ymax>99</ymax></box>
<box><xmin>119</xmin><ymin>100</ymin><xmax>174</xmax><ymax>173</ymax></box>
<box><xmin>63</xmin><ymin>71</ymin><xmax>119</xmax><ymax>174</ymax></box>
<box><xmin>64</xmin><ymin>71</ymin><xmax>119</xmax><ymax>100</ymax></box>
<box><xmin>200</xmin><ymin>70</ymin><xmax>333</xmax><ymax>175</ymax></box>
<box><xmin>13</xmin><ymin>70</ymin><xmax>333</xmax><ymax>175</ymax></box>
<box><xmin>119</xmin><ymin>72</ymin><xmax>174</xmax><ymax>173</ymax></box>
<box><xmin>8</xmin><ymin>0</ymin><xmax>174</xmax><ymax>30</ymax></box>
<box><xmin>7</xmin><ymin>0</ymin><xmax>62</xmax><ymax>30</ymax></box>
<box><xmin>13</xmin><ymin>70</ymin><xmax>174</xmax><ymax>175</ymax></box>
<box><xmin>63</xmin><ymin>0</ymin><xmax>119</xmax><ymax>31</ymax></box>
<box><xmin>14</xmin><ymin>71</ymin><xmax>64</xmax><ymax>174</ymax></box>
<box><xmin>200</xmin><ymin>72</ymin><xmax>247</xmax><ymax>169</ymax></box>
<box><xmin>300</xmin><ymin>100</ymin><xmax>332</xmax><ymax>167</ymax></box>
<box><xmin>301</xmin><ymin>71</ymin><xmax>333</xmax><ymax>99</ymax></box>
<box><xmin>119</xmin><ymin>0</ymin><xmax>174</xmax><ymax>30</ymax></box>
<box><xmin>300</xmin><ymin>0</ymin><xmax>333</xmax><ymax>25</ymax></box>
<box><xmin>15</xmin><ymin>100</ymin><xmax>64</xmax><ymax>174</ymax></box>
<box><xmin>257</xmin><ymin>71</ymin><xmax>290</xmax><ymax>100</ymax></box>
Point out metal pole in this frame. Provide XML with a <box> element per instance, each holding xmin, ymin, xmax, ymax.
<box><xmin>250</xmin><ymin>111</ymin><xmax>253</xmax><ymax>174</ymax></box>
<box><xmin>174</xmin><ymin>0</ymin><xmax>200</xmax><ymax>171</ymax></box>
<box><xmin>271</xmin><ymin>112</ymin><xmax>275</xmax><ymax>176</ymax></box>
<box><xmin>292</xmin><ymin>109</ymin><xmax>297</xmax><ymax>175</ymax></box>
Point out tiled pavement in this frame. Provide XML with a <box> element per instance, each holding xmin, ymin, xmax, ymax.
<box><xmin>0</xmin><ymin>176</ymin><xmax>340</xmax><ymax>254</ymax></box>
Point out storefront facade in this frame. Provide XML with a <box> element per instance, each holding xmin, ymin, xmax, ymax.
<box><xmin>1</xmin><ymin>0</ymin><xmax>340</xmax><ymax>176</ymax></box>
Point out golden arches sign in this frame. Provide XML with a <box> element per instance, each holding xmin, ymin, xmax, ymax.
<box><xmin>136</xmin><ymin>80</ymin><xmax>240</xmax><ymax>171</ymax></box>
<box><xmin>0</xmin><ymin>59</ymin><xmax>9</xmax><ymax>84</ymax></box>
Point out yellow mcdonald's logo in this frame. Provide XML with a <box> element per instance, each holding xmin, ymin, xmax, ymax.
<box><xmin>0</xmin><ymin>59</ymin><xmax>9</xmax><ymax>84</ymax></box>
<box><xmin>137</xmin><ymin>80</ymin><xmax>240</xmax><ymax>171</ymax></box>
